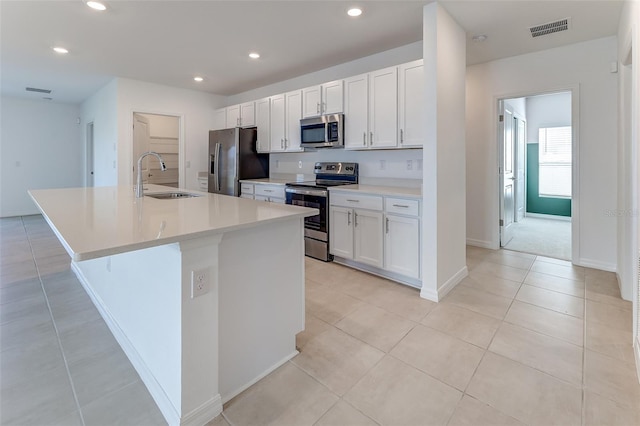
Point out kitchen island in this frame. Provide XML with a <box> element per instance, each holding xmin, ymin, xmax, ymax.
<box><xmin>28</xmin><ymin>185</ymin><xmax>317</xmax><ymax>426</ymax></box>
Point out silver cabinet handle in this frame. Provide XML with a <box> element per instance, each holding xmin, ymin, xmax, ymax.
<box><xmin>346</xmin><ymin>199</ymin><xmax>359</xmax><ymax>203</ymax></box>
<box><xmin>386</xmin><ymin>217</ymin><xmax>389</xmax><ymax>233</ymax></box>
<box><xmin>322</xmin><ymin>102</ymin><xmax>326</xmax><ymax>113</ymax></box>
<box><xmin>354</xmin><ymin>212</ymin><xmax>358</xmax><ymax>227</ymax></box>
<box><xmin>370</xmin><ymin>132</ymin><xmax>373</xmax><ymax>145</ymax></box>
<box><xmin>347</xmin><ymin>211</ymin><xmax>351</xmax><ymax>225</ymax></box>
<box><xmin>363</xmin><ymin>132</ymin><xmax>366</xmax><ymax>146</ymax></box>
<box><xmin>284</xmin><ymin>138</ymin><xmax>288</xmax><ymax>149</ymax></box>
<box><xmin>317</xmin><ymin>102</ymin><xmax>320</xmax><ymax>114</ymax></box>
<box><xmin>264</xmin><ymin>189</ymin><xmax>273</xmax><ymax>193</ymax></box>
<box><xmin>392</xmin><ymin>204</ymin><xmax>409</xmax><ymax>208</ymax></box>
<box><xmin>400</xmin><ymin>129</ymin><xmax>404</xmax><ymax>144</ymax></box>
<box><xmin>281</xmin><ymin>138</ymin><xmax>284</xmax><ymax>149</ymax></box>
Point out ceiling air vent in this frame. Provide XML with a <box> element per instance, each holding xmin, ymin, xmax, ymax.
<box><xmin>529</xmin><ymin>18</ymin><xmax>570</xmax><ymax>38</ymax></box>
<box><xmin>25</xmin><ymin>87</ymin><xmax>52</xmax><ymax>94</ymax></box>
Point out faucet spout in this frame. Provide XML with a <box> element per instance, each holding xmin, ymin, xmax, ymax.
<box><xmin>136</xmin><ymin>151</ymin><xmax>167</xmax><ymax>198</ymax></box>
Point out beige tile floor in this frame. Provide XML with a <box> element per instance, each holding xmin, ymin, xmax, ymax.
<box><xmin>1</xmin><ymin>216</ymin><xmax>639</xmax><ymax>426</ymax></box>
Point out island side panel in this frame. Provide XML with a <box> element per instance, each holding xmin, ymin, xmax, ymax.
<box><xmin>72</xmin><ymin>244</ymin><xmax>183</xmax><ymax>422</ymax></box>
<box><xmin>217</xmin><ymin>217</ymin><xmax>306</xmax><ymax>402</ymax></box>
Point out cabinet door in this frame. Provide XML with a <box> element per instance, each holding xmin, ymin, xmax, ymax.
<box><xmin>226</xmin><ymin>104</ymin><xmax>241</xmax><ymax>128</ymax></box>
<box><xmin>385</xmin><ymin>214</ymin><xmax>420</xmax><ymax>279</ymax></box>
<box><xmin>353</xmin><ymin>209</ymin><xmax>383</xmax><ymax>268</ymax></box>
<box><xmin>322</xmin><ymin>80</ymin><xmax>343</xmax><ymax>114</ymax></box>
<box><xmin>285</xmin><ymin>90</ymin><xmax>303</xmax><ymax>151</ymax></box>
<box><xmin>256</xmin><ymin>98</ymin><xmax>270</xmax><ymax>153</ymax></box>
<box><xmin>398</xmin><ymin>60</ymin><xmax>424</xmax><ymax>148</ymax></box>
<box><xmin>369</xmin><ymin>66</ymin><xmax>398</xmax><ymax>148</ymax></box>
<box><xmin>240</xmin><ymin>101</ymin><xmax>256</xmax><ymax>127</ymax></box>
<box><xmin>302</xmin><ymin>85</ymin><xmax>322</xmax><ymax>118</ymax></box>
<box><xmin>212</xmin><ymin>108</ymin><xmax>227</xmax><ymax>130</ymax></box>
<box><xmin>269</xmin><ymin>94</ymin><xmax>286</xmax><ymax>152</ymax></box>
<box><xmin>343</xmin><ymin>74</ymin><xmax>369</xmax><ymax>150</ymax></box>
<box><xmin>329</xmin><ymin>206</ymin><xmax>354</xmax><ymax>259</ymax></box>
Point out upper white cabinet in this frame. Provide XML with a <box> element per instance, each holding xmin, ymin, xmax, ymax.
<box><xmin>302</xmin><ymin>80</ymin><xmax>343</xmax><ymax>118</ymax></box>
<box><xmin>344</xmin><ymin>67</ymin><xmax>398</xmax><ymax>150</ymax></box>
<box><xmin>398</xmin><ymin>59</ymin><xmax>424</xmax><ymax>148</ymax></box>
<box><xmin>269</xmin><ymin>91</ymin><xmax>303</xmax><ymax>152</ymax></box>
<box><xmin>256</xmin><ymin>97</ymin><xmax>271</xmax><ymax>153</ymax></box>
<box><xmin>213</xmin><ymin>108</ymin><xmax>226</xmax><ymax>130</ymax></box>
<box><xmin>225</xmin><ymin>101</ymin><xmax>256</xmax><ymax>128</ymax></box>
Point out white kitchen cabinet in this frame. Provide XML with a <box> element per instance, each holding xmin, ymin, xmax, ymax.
<box><xmin>213</xmin><ymin>108</ymin><xmax>226</xmax><ymax>130</ymax></box>
<box><xmin>353</xmin><ymin>209</ymin><xmax>384</xmax><ymax>268</ymax></box>
<box><xmin>398</xmin><ymin>60</ymin><xmax>424</xmax><ymax>148</ymax></box>
<box><xmin>226</xmin><ymin>102</ymin><xmax>256</xmax><ymax>128</ymax></box>
<box><xmin>329</xmin><ymin>206</ymin><xmax>354</xmax><ymax>259</ymax></box>
<box><xmin>385</xmin><ymin>214</ymin><xmax>420</xmax><ymax>279</ymax></box>
<box><xmin>302</xmin><ymin>80</ymin><xmax>343</xmax><ymax>118</ymax></box>
<box><xmin>254</xmin><ymin>184</ymin><xmax>286</xmax><ymax>203</ymax></box>
<box><xmin>256</xmin><ymin>97</ymin><xmax>270</xmax><ymax>153</ymax></box>
<box><xmin>344</xmin><ymin>67</ymin><xmax>397</xmax><ymax>150</ymax></box>
<box><xmin>285</xmin><ymin>90</ymin><xmax>303</xmax><ymax>151</ymax></box>
<box><xmin>269</xmin><ymin>94</ymin><xmax>286</xmax><ymax>152</ymax></box>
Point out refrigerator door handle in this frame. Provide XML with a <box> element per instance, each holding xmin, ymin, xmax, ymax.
<box><xmin>215</xmin><ymin>142</ymin><xmax>221</xmax><ymax>192</ymax></box>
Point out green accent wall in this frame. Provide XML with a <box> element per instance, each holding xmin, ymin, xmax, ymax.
<box><xmin>526</xmin><ymin>143</ymin><xmax>571</xmax><ymax>217</ymax></box>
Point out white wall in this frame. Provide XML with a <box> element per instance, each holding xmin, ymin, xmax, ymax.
<box><xmin>227</xmin><ymin>42</ymin><xmax>422</xmax><ymax>105</ymax></box>
<box><xmin>526</xmin><ymin>92</ymin><xmax>572</xmax><ymax>144</ymax></box>
<box><xmin>466</xmin><ymin>36</ymin><xmax>619</xmax><ymax>271</ymax></box>
<box><xmin>421</xmin><ymin>3</ymin><xmax>467</xmax><ymax>301</ymax></box>
<box><xmin>115</xmin><ymin>78</ymin><xmax>226</xmax><ymax>190</ymax></box>
<box><xmin>80</xmin><ymin>80</ymin><xmax>119</xmax><ymax>187</ymax></box>
<box><xmin>1</xmin><ymin>97</ymin><xmax>83</xmax><ymax>217</ymax></box>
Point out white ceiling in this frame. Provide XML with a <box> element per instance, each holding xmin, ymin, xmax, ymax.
<box><xmin>0</xmin><ymin>0</ymin><xmax>624</xmax><ymax>104</ymax></box>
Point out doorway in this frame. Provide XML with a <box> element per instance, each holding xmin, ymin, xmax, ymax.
<box><xmin>132</xmin><ymin>112</ymin><xmax>181</xmax><ymax>188</ymax></box>
<box><xmin>499</xmin><ymin>91</ymin><xmax>574</xmax><ymax>261</ymax></box>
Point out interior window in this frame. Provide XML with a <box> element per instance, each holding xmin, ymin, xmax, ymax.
<box><xmin>538</xmin><ymin>126</ymin><xmax>572</xmax><ymax>198</ymax></box>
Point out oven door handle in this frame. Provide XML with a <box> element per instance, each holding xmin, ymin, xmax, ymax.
<box><xmin>285</xmin><ymin>187</ymin><xmax>328</xmax><ymax>197</ymax></box>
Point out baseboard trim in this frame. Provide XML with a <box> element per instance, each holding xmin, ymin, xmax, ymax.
<box><xmin>71</xmin><ymin>263</ymin><xmax>182</xmax><ymax>426</ymax></box>
<box><xmin>221</xmin><ymin>350</ymin><xmax>298</xmax><ymax>405</ymax></box>
<box><xmin>524</xmin><ymin>212</ymin><xmax>571</xmax><ymax>222</ymax></box>
<box><xmin>438</xmin><ymin>266</ymin><xmax>468</xmax><ymax>300</ymax></box>
<box><xmin>635</xmin><ymin>339</ymin><xmax>640</xmax><ymax>384</ymax></box>
<box><xmin>180</xmin><ymin>395</ymin><xmax>222</xmax><ymax>426</ymax></box>
<box><xmin>576</xmin><ymin>258</ymin><xmax>617</xmax><ymax>273</ymax></box>
<box><xmin>466</xmin><ymin>238</ymin><xmax>495</xmax><ymax>249</ymax></box>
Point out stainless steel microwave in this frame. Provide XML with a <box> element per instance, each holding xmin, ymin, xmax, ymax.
<box><xmin>300</xmin><ymin>114</ymin><xmax>344</xmax><ymax>148</ymax></box>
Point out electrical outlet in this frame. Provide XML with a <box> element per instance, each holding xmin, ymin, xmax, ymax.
<box><xmin>406</xmin><ymin>160</ymin><xmax>413</xmax><ymax>170</ymax></box>
<box><xmin>380</xmin><ymin>160</ymin><xmax>386</xmax><ymax>170</ymax></box>
<box><xmin>275</xmin><ymin>160</ymin><xmax>280</xmax><ymax>169</ymax></box>
<box><xmin>191</xmin><ymin>268</ymin><xmax>209</xmax><ymax>298</ymax></box>
<box><xmin>186</xmin><ymin>160</ymin><xmax>191</xmax><ymax>168</ymax></box>
<box><xmin>298</xmin><ymin>160</ymin><xmax>303</xmax><ymax>169</ymax></box>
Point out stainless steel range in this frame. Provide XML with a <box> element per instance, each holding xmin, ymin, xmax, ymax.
<box><xmin>285</xmin><ymin>162</ymin><xmax>358</xmax><ymax>261</ymax></box>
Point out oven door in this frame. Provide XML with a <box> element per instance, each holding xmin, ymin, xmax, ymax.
<box><xmin>285</xmin><ymin>187</ymin><xmax>328</xmax><ymax>241</ymax></box>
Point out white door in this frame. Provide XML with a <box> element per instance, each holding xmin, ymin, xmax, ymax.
<box><xmin>322</xmin><ymin>80</ymin><xmax>343</xmax><ymax>114</ymax></box>
<box><xmin>270</xmin><ymin>94</ymin><xmax>286</xmax><ymax>152</ymax></box>
<box><xmin>500</xmin><ymin>106</ymin><xmax>515</xmax><ymax>246</ymax></box>
<box><xmin>240</xmin><ymin>102</ymin><xmax>256</xmax><ymax>127</ymax></box>
<box><xmin>369</xmin><ymin>66</ymin><xmax>398</xmax><ymax>148</ymax></box>
<box><xmin>285</xmin><ymin>90</ymin><xmax>302</xmax><ymax>151</ymax></box>
<box><xmin>302</xmin><ymin>85</ymin><xmax>322</xmax><ymax>118</ymax></box>
<box><xmin>385</xmin><ymin>214</ymin><xmax>420</xmax><ymax>279</ymax></box>
<box><xmin>515</xmin><ymin>116</ymin><xmax>526</xmax><ymax>221</ymax></box>
<box><xmin>343</xmin><ymin>74</ymin><xmax>369</xmax><ymax>150</ymax></box>
<box><xmin>398</xmin><ymin>60</ymin><xmax>424</xmax><ymax>147</ymax></box>
<box><xmin>329</xmin><ymin>206</ymin><xmax>354</xmax><ymax>259</ymax></box>
<box><xmin>86</xmin><ymin>122</ymin><xmax>95</xmax><ymax>187</ymax></box>
<box><xmin>226</xmin><ymin>105</ymin><xmax>240</xmax><ymax>128</ymax></box>
<box><xmin>133</xmin><ymin>113</ymin><xmax>151</xmax><ymax>185</ymax></box>
<box><xmin>256</xmin><ymin>98</ymin><xmax>270</xmax><ymax>153</ymax></box>
<box><xmin>354</xmin><ymin>209</ymin><xmax>384</xmax><ymax>268</ymax></box>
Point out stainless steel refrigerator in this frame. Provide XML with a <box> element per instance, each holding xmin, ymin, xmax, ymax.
<box><xmin>208</xmin><ymin>128</ymin><xmax>269</xmax><ymax>196</ymax></box>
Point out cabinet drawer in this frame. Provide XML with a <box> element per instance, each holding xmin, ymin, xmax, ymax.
<box><xmin>254</xmin><ymin>185</ymin><xmax>285</xmax><ymax>199</ymax></box>
<box><xmin>331</xmin><ymin>192</ymin><xmax>383</xmax><ymax>210</ymax></box>
<box><xmin>240</xmin><ymin>193</ymin><xmax>254</xmax><ymax>200</ymax></box>
<box><xmin>197</xmin><ymin>179</ymin><xmax>208</xmax><ymax>192</ymax></box>
<box><xmin>385</xmin><ymin>198</ymin><xmax>419</xmax><ymax>216</ymax></box>
<box><xmin>240</xmin><ymin>183</ymin><xmax>254</xmax><ymax>195</ymax></box>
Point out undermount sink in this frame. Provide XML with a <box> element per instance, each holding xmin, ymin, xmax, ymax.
<box><xmin>145</xmin><ymin>192</ymin><xmax>202</xmax><ymax>200</ymax></box>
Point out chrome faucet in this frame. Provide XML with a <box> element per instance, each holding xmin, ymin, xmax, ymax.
<box><xmin>136</xmin><ymin>151</ymin><xmax>167</xmax><ymax>198</ymax></box>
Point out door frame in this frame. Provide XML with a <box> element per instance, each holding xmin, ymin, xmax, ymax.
<box><xmin>129</xmin><ymin>109</ymin><xmax>185</xmax><ymax>188</ymax></box>
<box><xmin>495</xmin><ymin>85</ymin><xmax>580</xmax><ymax>264</ymax></box>
<box><xmin>86</xmin><ymin>121</ymin><xmax>95</xmax><ymax>187</ymax></box>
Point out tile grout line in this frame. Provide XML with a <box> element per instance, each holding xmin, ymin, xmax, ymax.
<box><xmin>22</xmin><ymin>216</ymin><xmax>87</xmax><ymax>426</ymax></box>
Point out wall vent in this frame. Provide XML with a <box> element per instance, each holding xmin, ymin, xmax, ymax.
<box><xmin>529</xmin><ymin>18</ymin><xmax>570</xmax><ymax>38</ymax></box>
<box><xmin>25</xmin><ymin>87</ymin><xmax>52</xmax><ymax>94</ymax></box>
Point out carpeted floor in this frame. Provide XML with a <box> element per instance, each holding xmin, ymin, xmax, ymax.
<box><xmin>503</xmin><ymin>216</ymin><xmax>571</xmax><ymax>260</ymax></box>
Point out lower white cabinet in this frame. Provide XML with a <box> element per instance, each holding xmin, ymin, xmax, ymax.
<box><xmin>384</xmin><ymin>214</ymin><xmax>420</xmax><ymax>279</ymax></box>
<box><xmin>240</xmin><ymin>182</ymin><xmax>285</xmax><ymax>203</ymax></box>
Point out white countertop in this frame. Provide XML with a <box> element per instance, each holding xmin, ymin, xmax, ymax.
<box><xmin>29</xmin><ymin>185</ymin><xmax>316</xmax><ymax>262</ymax></box>
<box><xmin>239</xmin><ymin>178</ymin><xmax>292</xmax><ymax>186</ymax></box>
<box><xmin>328</xmin><ymin>184</ymin><xmax>422</xmax><ymax>198</ymax></box>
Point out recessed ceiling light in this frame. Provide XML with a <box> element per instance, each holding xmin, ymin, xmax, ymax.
<box><xmin>249</xmin><ymin>52</ymin><xmax>260</xmax><ymax>59</ymax></box>
<box><xmin>472</xmin><ymin>34</ymin><xmax>488</xmax><ymax>42</ymax></box>
<box><xmin>86</xmin><ymin>1</ymin><xmax>106</xmax><ymax>11</ymax></box>
<box><xmin>53</xmin><ymin>47</ymin><xmax>69</xmax><ymax>54</ymax></box>
<box><xmin>347</xmin><ymin>8</ymin><xmax>362</xmax><ymax>17</ymax></box>
<box><xmin>194</xmin><ymin>76</ymin><xmax>204</xmax><ymax>82</ymax></box>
